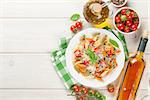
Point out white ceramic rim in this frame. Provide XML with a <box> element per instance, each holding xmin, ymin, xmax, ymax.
<box><xmin>113</xmin><ymin>7</ymin><xmax>141</xmax><ymax>35</ymax></box>
<box><xmin>111</xmin><ymin>0</ymin><xmax>128</xmax><ymax>8</ymax></box>
<box><xmin>65</xmin><ymin>28</ymin><xmax>125</xmax><ymax>88</ymax></box>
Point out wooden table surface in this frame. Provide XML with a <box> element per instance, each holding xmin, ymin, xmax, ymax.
<box><xmin>0</xmin><ymin>0</ymin><xmax>150</xmax><ymax>100</ymax></box>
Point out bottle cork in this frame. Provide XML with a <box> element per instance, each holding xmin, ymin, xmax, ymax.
<box><xmin>142</xmin><ymin>31</ymin><xmax>149</xmax><ymax>38</ymax></box>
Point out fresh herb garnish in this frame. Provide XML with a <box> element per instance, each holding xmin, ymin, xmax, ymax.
<box><xmin>87</xmin><ymin>48</ymin><xmax>98</xmax><ymax>64</ymax></box>
<box><xmin>109</xmin><ymin>39</ymin><xmax>119</xmax><ymax>48</ymax></box>
<box><xmin>70</xmin><ymin>14</ymin><xmax>80</xmax><ymax>21</ymax></box>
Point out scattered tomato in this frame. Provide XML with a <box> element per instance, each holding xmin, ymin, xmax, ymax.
<box><xmin>70</xmin><ymin>25</ymin><xmax>77</xmax><ymax>33</ymax></box>
<box><xmin>79</xmin><ymin>96</ymin><xmax>84</xmax><ymax>100</ymax></box>
<box><xmin>131</xmin><ymin>24</ymin><xmax>138</xmax><ymax>31</ymax></box>
<box><xmin>73</xmin><ymin>85</ymin><xmax>80</xmax><ymax>92</ymax></box>
<box><xmin>107</xmin><ymin>84</ymin><xmax>115</xmax><ymax>93</ymax></box>
<box><xmin>117</xmin><ymin>23</ymin><xmax>125</xmax><ymax>31</ymax></box>
<box><xmin>81</xmin><ymin>87</ymin><xmax>88</xmax><ymax>94</ymax></box>
<box><xmin>115</xmin><ymin>16</ymin><xmax>121</xmax><ymax>23</ymax></box>
<box><xmin>75</xmin><ymin>22</ymin><xmax>83</xmax><ymax>30</ymax></box>
<box><xmin>126</xmin><ymin>20</ymin><xmax>132</xmax><ymax>27</ymax></box>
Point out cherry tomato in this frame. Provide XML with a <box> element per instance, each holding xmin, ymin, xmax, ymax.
<box><xmin>70</xmin><ymin>25</ymin><xmax>77</xmax><ymax>33</ymax></box>
<box><xmin>117</xmin><ymin>23</ymin><xmax>125</xmax><ymax>31</ymax></box>
<box><xmin>115</xmin><ymin>16</ymin><xmax>121</xmax><ymax>23</ymax></box>
<box><xmin>75</xmin><ymin>22</ymin><xmax>83</xmax><ymax>30</ymax></box>
<box><xmin>81</xmin><ymin>87</ymin><xmax>88</xmax><ymax>94</ymax></box>
<box><xmin>73</xmin><ymin>85</ymin><xmax>80</xmax><ymax>92</ymax></box>
<box><xmin>130</xmin><ymin>11</ymin><xmax>138</xmax><ymax>18</ymax></box>
<box><xmin>131</xmin><ymin>24</ymin><xmax>138</xmax><ymax>31</ymax></box>
<box><xmin>107</xmin><ymin>50</ymin><xmax>113</xmax><ymax>56</ymax></box>
<box><xmin>83</xmin><ymin>60</ymin><xmax>89</xmax><ymax>66</ymax></box>
<box><xmin>124</xmin><ymin>27</ymin><xmax>130</xmax><ymax>33</ymax></box>
<box><xmin>79</xmin><ymin>96</ymin><xmax>84</xmax><ymax>100</ymax></box>
<box><xmin>107</xmin><ymin>84</ymin><xmax>115</xmax><ymax>93</ymax></box>
<box><xmin>126</xmin><ymin>14</ymin><xmax>132</xmax><ymax>20</ymax></box>
<box><xmin>126</xmin><ymin>20</ymin><xmax>132</xmax><ymax>27</ymax></box>
<box><xmin>121</xmin><ymin>9</ymin><xmax>126</xmax><ymax>15</ymax></box>
<box><xmin>74</xmin><ymin>50</ymin><xmax>82</xmax><ymax>57</ymax></box>
<box><xmin>133</xmin><ymin>19</ymin><xmax>139</xmax><ymax>25</ymax></box>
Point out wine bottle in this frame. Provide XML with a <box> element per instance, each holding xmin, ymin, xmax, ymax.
<box><xmin>118</xmin><ymin>31</ymin><xmax>149</xmax><ymax>100</ymax></box>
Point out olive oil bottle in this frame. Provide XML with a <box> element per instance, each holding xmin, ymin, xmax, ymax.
<box><xmin>118</xmin><ymin>31</ymin><xmax>149</xmax><ymax>100</ymax></box>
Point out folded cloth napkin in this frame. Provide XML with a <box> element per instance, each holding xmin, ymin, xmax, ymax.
<box><xmin>50</xmin><ymin>28</ymin><xmax>129</xmax><ymax>93</ymax></box>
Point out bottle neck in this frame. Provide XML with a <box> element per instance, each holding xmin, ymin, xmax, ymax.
<box><xmin>136</xmin><ymin>51</ymin><xmax>144</xmax><ymax>58</ymax></box>
<box><xmin>136</xmin><ymin>37</ymin><xmax>148</xmax><ymax>58</ymax></box>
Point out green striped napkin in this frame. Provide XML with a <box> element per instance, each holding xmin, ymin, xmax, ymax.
<box><xmin>50</xmin><ymin>28</ymin><xmax>129</xmax><ymax>90</ymax></box>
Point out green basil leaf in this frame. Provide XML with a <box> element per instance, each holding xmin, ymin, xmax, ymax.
<box><xmin>87</xmin><ymin>49</ymin><xmax>98</xmax><ymax>64</ymax></box>
<box><xmin>109</xmin><ymin>39</ymin><xmax>119</xmax><ymax>48</ymax></box>
<box><xmin>70</xmin><ymin>14</ymin><xmax>80</xmax><ymax>21</ymax></box>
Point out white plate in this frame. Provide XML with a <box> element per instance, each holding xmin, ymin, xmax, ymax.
<box><xmin>66</xmin><ymin>28</ymin><xmax>125</xmax><ymax>88</ymax></box>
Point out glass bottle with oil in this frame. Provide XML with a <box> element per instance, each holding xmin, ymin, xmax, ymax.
<box><xmin>118</xmin><ymin>31</ymin><xmax>149</xmax><ymax>100</ymax></box>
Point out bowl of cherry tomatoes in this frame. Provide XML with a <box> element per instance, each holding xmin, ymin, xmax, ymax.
<box><xmin>113</xmin><ymin>7</ymin><xmax>141</xmax><ymax>35</ymax></box>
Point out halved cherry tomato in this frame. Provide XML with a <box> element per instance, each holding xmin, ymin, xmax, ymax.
<box><xmin>126</xmin><ymin>14</ymin><xmax>132</xmax><ymax>20</ymax></box>
<box><xmin>107</xmin><ymin>84</ymin><xmax>115</xmax><ymax>93</ymax></box>
<box><xmin>124</xmin><ymin>26</ymin><xmax>130</xmax><ymax>33</ymax></box>
<box><xmin>74</xmin><ymin>50</ymin><xmax>82</xmax><ymax>57</ymax></box>
<box><xmin>89</xmin><ymin>40</ymin><xmax>95</xmax><ymax>44</ymax></box>
<box><xmin>126</xmin><ymin>20</ymin><xmax>132</xmax><ymax>27</ymax></box>
<box><xmin>121</xmin><ymin>9</ymin><xmax>126</xmax><ymax>15</ymax></box>
<box><xmin>130</xmin><ymin>11</ymin><xmax>138</xmax><ymax>18</ymax></box>
<box><xmin>83</xmin><ymin>60</ymin><xmax>89</xmax><ymax>66</ymax></box>
<box><xmin>115</xmin><ymin>16</ymin><xmax>121</xmax><ymax>23</ymax></box>
<box><xmin>117</xmin><ymin>23</ymin><xmax>125</xmax><ymax>31</ymax></box>
<box><xmin>131</xmin><ymin>24</ymin><xmax>138</xmax><ymax>31</ymax></box>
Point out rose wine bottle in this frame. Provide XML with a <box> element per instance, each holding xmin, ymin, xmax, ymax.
<box><xmin>118</xmin><ymin>31</ymin><xmax>149</xmax><ymax>100</ymax></box>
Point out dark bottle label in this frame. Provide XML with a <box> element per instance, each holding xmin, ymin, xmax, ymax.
<box><xmin>137</xmin><ymin>37</ymin><xmax>148</xmax><ymax>52</ymax></box>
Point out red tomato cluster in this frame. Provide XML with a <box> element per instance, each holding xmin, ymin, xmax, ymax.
<box><xmin>71</xmin><ymin>84</ymin><xmax>105</xmax><ymax>100</ymax></box>
<box><xmin>115</xmin><ymin>9</ymin><xmax>139</xmax><ymax>33</ymax></box>
<box><xmin>70</xmin><ymin>21</ymin><xmax>83</xmax><ymax>33</ymax></box>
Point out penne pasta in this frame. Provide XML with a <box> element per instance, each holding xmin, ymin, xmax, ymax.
<box><xmin>73</xmin><ymin>33</ymin><xmax>121</xmax><ymax>81</ymax></box>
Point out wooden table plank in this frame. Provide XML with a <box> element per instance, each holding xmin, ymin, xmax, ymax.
<box><xmin>0</xmin><ymin>0</ymin><xmax>148</xmax><ymax>18</ymax></box>
<box><xmin>0</xmin><ymin>54</ymin><xmax>65</xmax><ymax>89</ymax></box>
<box><xmin>0</xmin><ymin>18</ymin><xmax>149</xmax><ymax>53</ymax></box>
<box><xmin>0</xmin><ymin>53</ymin><xmax>149</xmax><ymax>89</ymax></box>
<box><xmin>0</xmin><ymin>89</ymin><xmax>75</xmax><ymax>100</ymax></box>
<box><xmin>0</xmin><ymin>89</ymin><xmax>148</xmax><ymax>100</ymax></box>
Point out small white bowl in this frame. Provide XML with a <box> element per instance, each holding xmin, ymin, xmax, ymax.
<box><xmin>113</xmin><ymin>7</ymin><xmax>141</xmax><ymax>36</ymax></box>
<box><xmin>112</xmin><ymin>0</ymin><xmax>128</xmax><ymax>8</ymax></box>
